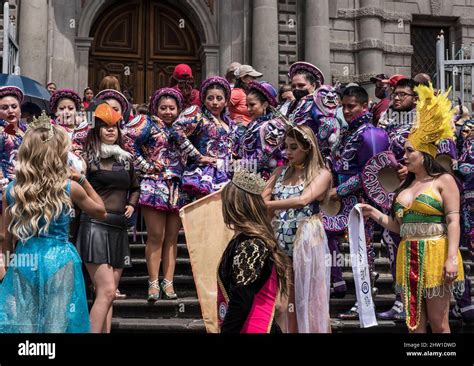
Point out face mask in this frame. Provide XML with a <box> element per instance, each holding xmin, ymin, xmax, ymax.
<box><xmin>293</xmin><ymin>89</ymin><xmax>310</xmax><ymax>100</ymax></box>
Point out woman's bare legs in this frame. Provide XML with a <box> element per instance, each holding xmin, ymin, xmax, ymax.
<box><xmin>103</xmin><ymin>268</ymin><xmax>123</xmax><ymax>333</ymax></box>
<box><xmin>143</xmin><ymin>207</ymin><xmax>167</xmax><ymax>297</ymax></box>
<box><xmin>87</xmin><ymin>263</ymin><xmax>116</xmax><ymax>333</ymax></box>
<box><xmin>161</xmin><ymin>213</ymin><xmax>181</xmax><ymax>295</ymax></box>
<box><xmin>425</xmin><ymin>287</ymin><xmax>451</xmax><ymax>333</ymax></box>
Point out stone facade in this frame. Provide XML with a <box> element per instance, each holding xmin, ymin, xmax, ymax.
<box><xmin>7</xmin><ymin>0</ymin><xmax>474</xmax><ymax>93</ymax></box>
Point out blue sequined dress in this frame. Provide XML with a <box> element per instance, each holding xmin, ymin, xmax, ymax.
<box><xmin>0</xmin><ymin>180</ymin><xmax>90</xmax><ymax>333</ymax></box>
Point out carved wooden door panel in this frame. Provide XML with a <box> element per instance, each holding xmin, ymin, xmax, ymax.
<box><xmin>89</xmin><ymin>0</ymin><xmax>202</xmax><ymax>105</ymax></box>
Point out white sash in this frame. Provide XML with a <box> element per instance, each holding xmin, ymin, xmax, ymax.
<box><xmin>348</xmin><ymin>204</ymin><xmax>378</xmax><ymax>328</ymax></box>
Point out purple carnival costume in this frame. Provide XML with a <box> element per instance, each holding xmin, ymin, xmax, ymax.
<box><xmin>173</xmin><ymin>77</ymin><xmax>235</xmax><ymax>197</ymax></box>
<box><xmin>0</xmin><ymin>86</ymin><xmax>26</xmax><ymax>209</ymax></box>
<box><xmin>286</xmin><ymin>63</ymin><xmax>340</xmax><ymax>160</ymax></box>
<box><xmin>124</xmin><ymin>88</ymin><xmax>190</xmax><ymax>212</ymax></box>
<box><xmin>452</xmin><ymin>130</ymin><xmax>474</xmax><ymax>322</ymax></box>
<box><xmin>234</xmin><ymin>81</ymin><xmax>286</xmax><ymax>180</ymax></box>
<box><xmin>331</xmin><ymin>112</ymin><xmax>389</xmax><ymax>310</ymax></box>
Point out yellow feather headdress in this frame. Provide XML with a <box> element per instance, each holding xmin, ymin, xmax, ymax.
<box><xmin>408</xmin><ymin>83</ymin><xmax>454</xmax><ymax>157</ymax></box>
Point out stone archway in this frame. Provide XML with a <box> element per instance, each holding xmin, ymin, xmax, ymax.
<box><xmin>75</xmin><ymin>0</ymin><xmax>219</xmax><ymax>98</ymax></box>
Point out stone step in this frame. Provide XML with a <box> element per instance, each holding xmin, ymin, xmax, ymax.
<box><xmin>127</xmin><ymin>230</ymin><xmax>186</xmax><ymax>244</ymax></box>
<box><xmin>118</xmin><ymin>270</ymin><xmax>474</xmax><ymax>298</ymax></box>
<box><xmin>125</xmin><ymin>257</ymin><xmax>193</xmax><ymax>277</ymax></box>
<box><xmin>111</xmin><ymin>317</ymin><xmax>206</xmax><ymax>333</ymax></box>
<box><xmin>330</xmin><ymin>318</ymin><xmax>474</xmax><ymax>333</ymax></box>
<box><xmin>340</xmin><ymin>272</ymin><xmax>474</xmax><ymax>295</ymax></box>
<box><xmin>111</xmin><ymin>297</ymin><xmax>201</xmax><ymax>319</ymax></box>
<box><xmin>110</xmin><ymin>316</ymin><xmax>474</xmax><ymax>334</ymax></box>
<box><xmin>129</xmin><ymin>243</ymin><xmax>189</xmax><ymax>258</ymax></box>
<box><xmin>118</xmin><ymin>275</ymin><xmax>197</xmax><ymax>298</ymax></box>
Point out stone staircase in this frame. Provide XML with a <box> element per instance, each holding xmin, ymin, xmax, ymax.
<box><xmin>107</xmin><ymin>218</ymin><xmax>474</xmax><ymax>333</ymax></box>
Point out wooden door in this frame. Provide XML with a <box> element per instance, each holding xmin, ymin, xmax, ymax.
<box><xmin>89</xmin><ymin>0</ymin><xmax>202</xmax><ymax>105</ymax></box>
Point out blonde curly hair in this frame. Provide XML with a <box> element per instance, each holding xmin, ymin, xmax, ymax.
<box><xmin>8</xmin><ymin>125</ymin><xmax>73</xmax><ymax>241</ymax></box>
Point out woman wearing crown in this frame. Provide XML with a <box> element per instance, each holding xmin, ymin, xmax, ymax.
<box><xmin>218</xmin><ymin>170</ymin><xmax>289</xmax><ymax>333</ymax></box>
<box><xmin>0</xmin><ymin>115</ymin><xmax>107</xmax><ymax>332</ymax></box>
<box><xmin>359</xmin><ymin>84</ymin><xmax>465</xmax><ymax>333</ymax></box>
<box><xmin>262</xmin><ymin>125</ymin><xmax>332</xmax><ymax>333</ymax></box>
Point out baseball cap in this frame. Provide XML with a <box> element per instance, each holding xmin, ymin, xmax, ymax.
<box><xmin>370</xmin><ymin>73</ymin><xmax>389</xmax><ymax>83</ymax></box>
<box><xmin>173</xmin><ymin>64</ymin><xmax>194</xmax><ymax>80</ymax></box>
<box><xmin>235</xmin><ymin>65</ymin><xmax>263</xmax><ymax>78</ymax></box>
<box><xmin>381</xmin><ymin>74</ymin><xmax>407</xmax><ymax>87</ymax></box>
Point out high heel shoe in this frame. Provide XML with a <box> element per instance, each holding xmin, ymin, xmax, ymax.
<box><xmin>160</xmin><ymin>278</ymin><xmax>178</xmax><ymax>300</ymax></box>
<box><xmin>147</xmin><ymin>279</ymin><xmax>161</xmax><ymax>302</ymax></box>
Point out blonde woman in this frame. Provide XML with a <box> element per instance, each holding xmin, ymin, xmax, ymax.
<box><xmin>0</xmin><ymin>121</ymin><xmax>106</xmax><ymax>333</ymax></box>
<box><xmin>263</xmin><ymin>125</ymin><xmax>332</xmax><ymax>333</ymax></box>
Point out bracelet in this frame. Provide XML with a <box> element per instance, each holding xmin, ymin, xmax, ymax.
<box><xmin>446</xmin><ymin>210</ymin><xmax>459</xmax><ymax>216</ymax></box>
<box><xmin>77</xmin><ymin>175</ymin><xmax>86</xmax><ymax>185</ymax></box>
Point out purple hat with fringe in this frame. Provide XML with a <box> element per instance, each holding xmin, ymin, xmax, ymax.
<box><xmin>0</xmin><ymin>86</ymin><xmax>24</xmax><ymax>104</ymax></box>
<box><xmin>248</xmin><ymin>81</ymin><xmax>278</xmax><ymax>107</ymax></box>
<box><xmin>199</xmin><ymin>76</ymin><xmax>231</xmax><ymax>104</ymax></box>
<box><xmin>50</xmin><ymin>89</ymin><xmax>82</xmax><ymax>113</ymax></box>
<box><xmin>95</xmin><ymin>89</ymin><xmax>129</xmax><ymax>115</ymax></box>
<box><xmin>150</xmin><ymin>88</ymin><xmax>184</xmax><ymax>116</ymax></box>
<box><xmin>288</xmin><ymin>61</ymin><xmax>325</xmax><ymax>86</ymax></box>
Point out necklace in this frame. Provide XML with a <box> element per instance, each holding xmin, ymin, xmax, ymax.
<box><xmin>292</xmin><ymin>162</ymin><xmax>305</xmax><ymax>170</ymax></box>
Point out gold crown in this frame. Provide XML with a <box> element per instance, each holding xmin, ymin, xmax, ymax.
<box><xmin>232</xmin><ymin>170</ymin><xmax>266</xmax><ymax>195</ymax></box>
<box><xmin>27</xmin><ymin>110</ymin><xmax>54</xmax><ymax>143</ymax></box>
<box><xmin>408</xmin><ymin>83</ymin><xmax>454</xmax><ymax>157</ymax></box>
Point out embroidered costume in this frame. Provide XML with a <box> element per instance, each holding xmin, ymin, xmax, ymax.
<box><xmin>217</xmin><ymin>234</ymin><xmax>280</xmax><ymax>333</ymax></box>
<box><xmin>173</xmin><ymin>77</ymin><xmax>235</xmax><ymax>196</ymax></box>
<box><xmin>234</xmin><ymin>81</ymin><xmax>286</xmax><ymax>180</ymax></box>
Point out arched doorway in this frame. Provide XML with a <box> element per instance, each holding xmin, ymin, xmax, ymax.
<box><xmin>88</xmin><ymin>0</ymin><xmax>202</xmax><ymax>104</ymax></box>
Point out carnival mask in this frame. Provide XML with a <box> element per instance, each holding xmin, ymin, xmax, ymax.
<box><xmin>314</xmin><ymin>85</ymin><xmax>338</xmax><ymax>117</ymax></box>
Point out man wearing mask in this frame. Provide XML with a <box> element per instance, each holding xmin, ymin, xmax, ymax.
<box><xmin>369</xmin><ymin>74</ymin><xmax>390</xmax><ymax>126</ymax></box>
<box><xmin>286</xmin><ymin>61</ymin><xmax>323</xmax><ymax>120</ymax></box>
<box><xmin>169</xmin><ymin>64</ymin><xmax>201</xmax><ymax>109</ymax></box>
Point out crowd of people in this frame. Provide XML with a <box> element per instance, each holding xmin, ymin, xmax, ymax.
<box><xmin>0</xmin><ymin>59</ymin><xmax>472</xmax><ymax>334</ymax></box>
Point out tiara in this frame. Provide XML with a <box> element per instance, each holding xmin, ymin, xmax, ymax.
<box><xmin>232</xmin><ymin>170</ymin><xmax>266</xmax><ymax>195</ymax></box>
<box><xmin>27</xmin><ymin>110</ymin><xmax>54</xmax><ymax>143</ymax></box>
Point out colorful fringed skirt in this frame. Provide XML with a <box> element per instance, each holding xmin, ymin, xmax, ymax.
<box><xmin>394</xmin><ymin>188</ymin><xmax>465</xmax><ymax>331</ymax></box>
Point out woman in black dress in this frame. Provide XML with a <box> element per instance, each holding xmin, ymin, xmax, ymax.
<box><xmin>75</xmin><ymin>102</ymin><xmax>140</xmax><ymax>333</ymax></box>
<box><xmin>218</xmin><ymin>170</ymin><xmax>289</xmax><ymax>333</ymax></box>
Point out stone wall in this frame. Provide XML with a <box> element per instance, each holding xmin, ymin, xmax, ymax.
<box><xmin>278</xmin><ymin>0</ymin><xmax>298</xmax><ymax>85</ymax></box>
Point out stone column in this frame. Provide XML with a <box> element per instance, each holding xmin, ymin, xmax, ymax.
<box><xmin>200</xmin><ymin>45</ymin><xmax>220</xmax><ymax>78</ymax></box>
<box><xmin>219</xmin><ymin>0</ymin><xmax>233</xmax><ymax>76</ymax></box>
<box><xmin>75</xmin><ymin>37</ymin><xmax>93</xmax><ymax>94</ymax></box>
<box><xmin>357</xmin><ymin>0</ymin><xmax>384</xmax><ymax>80</ymax></box>
<box><xmin>18</xmin><ymin>0</ymin><xmax>49</xmax><ymax>84</ymax></box>
<box><xmin>252</xmin><ymin>0</ymin><xmax>279</xmax><ymax>86</ymax></box>
<box><xmin>305</xmin><ymin>0</ymin><xmax>331</xmax><ymax>83</ymax></box>
<box><xmin>219</xmin><ymin>0</ymin><xmax>246</xmax><ymax>76</ymax></box>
